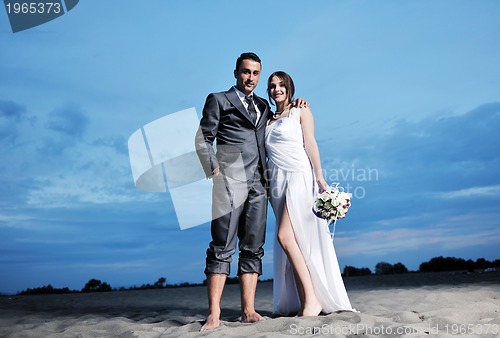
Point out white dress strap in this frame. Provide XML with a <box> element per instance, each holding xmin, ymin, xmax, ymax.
<box><xmin>289</xmin><ymin>106</ymin><xmax>301</xmax><ymax>123</ymax></box>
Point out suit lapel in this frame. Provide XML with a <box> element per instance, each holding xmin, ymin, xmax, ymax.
<box><xmin>225</xmin><ymin>87</ymin><xmax>270</xmax><ymax>127</ymax></box>
<box><xmin>225</xmin><ymin>87</ymin><xmax>254</xmax><ymax>124</ymax></box>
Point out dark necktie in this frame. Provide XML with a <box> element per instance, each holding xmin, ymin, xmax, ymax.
<box><xmin>245</xmin><ymin>95</ymin><xmax>257</xmax><ymax>125</ymax></box>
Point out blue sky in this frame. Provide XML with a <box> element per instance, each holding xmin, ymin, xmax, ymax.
<box><xmin>1</xmin><ymin>1</ymin><xmax>499</xmax><ymax>294</ymax></box>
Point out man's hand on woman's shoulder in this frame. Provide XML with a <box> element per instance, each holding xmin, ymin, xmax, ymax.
<box><xmin>291</xmin><ymin>97</ymin><xmax>310</xmax><ymax>108</ymax></box>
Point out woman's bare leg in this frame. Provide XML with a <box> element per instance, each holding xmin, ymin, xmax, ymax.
<box><xmin>277</xmin><ymin>204</ymin><xmax>322</xmax><ymax>316</ymax></box>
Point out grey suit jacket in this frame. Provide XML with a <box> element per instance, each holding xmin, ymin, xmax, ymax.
<box><xmin>195</xmin><ymin>87</ymin><xmax>271</xmax><ymax>183</ymax></box>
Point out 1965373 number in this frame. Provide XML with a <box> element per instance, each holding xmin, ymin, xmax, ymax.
<box><xmin>5</xmin><ymin>2</ymin><xmax>62</xmax><ymax>14</ymax></box>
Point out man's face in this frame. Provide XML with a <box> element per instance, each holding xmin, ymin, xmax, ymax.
<box><xmin>234</xmin><ymin>59</ymin><xmax>261</xmax><ymax>96</ymax></box>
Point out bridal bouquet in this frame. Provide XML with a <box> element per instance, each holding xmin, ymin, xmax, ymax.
<box><xmin>313</xmin><ymin>182</ymin><xmax>352</xmax><ymax>239</ymax></box>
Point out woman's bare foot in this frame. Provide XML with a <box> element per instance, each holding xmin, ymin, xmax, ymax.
<box><xmin>301</xmin><ymin>299</ymin><xmax>323</xmax><ymax>317</ymax></box>
<box><xmin>200</xmin><ymin>313</ymin><xmax>220</xmax><ymax>332</ymax></box>
<box><xmin>241</xmin><ymin>310</ymin><xmax>265</xmax><ymax>323</ymax></box>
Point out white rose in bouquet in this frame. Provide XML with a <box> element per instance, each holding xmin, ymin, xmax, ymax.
<box><xmin>312</xmin><ymin>182</ymin><xmax>352</xmax><ymax>239</ymax></box>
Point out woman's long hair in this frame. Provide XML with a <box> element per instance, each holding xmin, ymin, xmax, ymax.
<box><xmin>267</xmin><ymin>71</ymin><xmax>295</xmax><ymax>106</ymax></box>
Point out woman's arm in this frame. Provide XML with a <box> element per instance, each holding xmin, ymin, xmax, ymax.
<box><xmin>301</xmin><ymin>106</ymin><xmax>328</xmax><ymax>191</ymax></box>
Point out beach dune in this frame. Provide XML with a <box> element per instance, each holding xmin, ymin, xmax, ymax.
<box><xmin>1</xmin><ymin>271</ymin><xmax>499</xmax><ymax>337</ymax></box>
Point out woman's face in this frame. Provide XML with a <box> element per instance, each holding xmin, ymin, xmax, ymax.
<box><xmin>268</xmin><ymin>76</ymin><xmax>288</xmax><ymax>105</ymax></box>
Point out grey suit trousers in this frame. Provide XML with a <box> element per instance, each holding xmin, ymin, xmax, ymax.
<box><xmin>205</xmin><ymin>168</ymin><xmax>267</xmax><ymax>276</ymax></box>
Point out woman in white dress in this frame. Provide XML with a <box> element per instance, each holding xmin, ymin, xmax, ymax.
<box><xmin>265</xmin><ymin>71</ymin><xmax>354</xmax><ymax>316</ymax></box>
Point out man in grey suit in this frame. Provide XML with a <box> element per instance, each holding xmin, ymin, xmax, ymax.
<box><xmin>195</xmin><ymin>52</ymin><xmax>269</xmax><ymax>331</ymax></box>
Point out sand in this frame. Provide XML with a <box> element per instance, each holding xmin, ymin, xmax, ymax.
<box><xmin>1</xmin><ymin>271</ymin><xmax>499</xmax><ymax>337</ymax></box>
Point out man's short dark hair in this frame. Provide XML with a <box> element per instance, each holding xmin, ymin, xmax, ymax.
<box><xmin>235</xmin><ymin>52</ymin><xmax>261</xmax><ymax>71</ymax></box>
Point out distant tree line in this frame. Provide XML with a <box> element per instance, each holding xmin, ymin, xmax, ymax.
<box><xmin>419</xmin><ymin>256</ymin><xmax>500</xmax><ymax>272</ymax></box>
<box><xmin>81</xmin><ymin>278</ymin><xmax>112</xmax><ymax>292</ymax></box>
<box><xmin>16</xmin><ymin>277</ymin><xmax>209</xmax><ymax>296</ymax></box>
<box><xmin>375</xmin><ymin>262</ymin><xmax>409</xmax><ymax>275</ymax></box>
<box><xmin>342</xmin><ymin>256</ymin><xmax>499</xmax><ymax>277</ymax></box>
<box><xmin>15</xmin><ymin>256</ymin><xmax>499</xmax><ymax>295</ymax></box>
<box><xmin>343</xmin><ymin>266</ymin><xmax>372</xmax><ymax>277</ymax></box>
<box><xmin>17</xmin><ymin>284</ymin><xmax>78</xmax><ymax>296</ymax></box>
<box><xmin>342</xmin><ymin>261</ymin><xmax>409</xmax><ymax>276</ymax></box>
<box><xmin>121</xmin><ymin>277</ymin><xmax>206</xmax><ymax>290</ymax></box>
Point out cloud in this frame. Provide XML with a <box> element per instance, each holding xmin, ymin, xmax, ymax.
<box><xmin>25</xmin><ymin>171</ymin><xmax>155</xmax><ymax>208</ymax></box>
<box><xmin>0</xmin><ymin>117</ymin><xmax>19</xmax><ymax>143</ymax></box>
<box><xmin>336</xmin><ymin>212</ymin><xmax>500</xmax><ymax>258</ymax></box>
<box><xmin>0</xmin><ymin>213</ymin><xmax>34</xmax><ymax>229</ymax></box>
<box><xmin>317</xmin><ymin>102</ymin><xmax>500</xmax><ymax>264</ymax></box>
<box><xmin>0</xmin><ymin>99</ymin><xmax>28</xmax><ymax>143</ymax></box>
<box><xmin>25</xmin><ymin>140</ymin><xmax>159</xmax><ymax>209</ymax></box>
<box><xmin>92</xmin><ymin>136</ymin><xmax>128</xmax><ymax>154</ymax></box>
<box><xmin>33</xmin><ymin>103</ymin><xmax>90</xmax><ymax>155</ymax></box>
<box><xmin>47</xmin><ymin>103</ymin><xmax>89</xmax><ymax>138</ymax></box>
<box><xmin>0</xmin><ymin>100</ymin><xmax>26</xmax><ymax>120</ymax></box>
<box><xmin>0</xmin><ymin>99</ymin><xmax>152</xmax><ymax>211</ymax></box>
<box><xmin>321</xmin><ymin>102</ymin><xmax>500</xmax><ymax>199</ymax></box>
<box><xmin>435</xmin><ymin>185</ymin><xmax>500</xmax><ymax>199</ymax></box>
<box><xmin>394</xmin><ymin>102</ymin><xmax>499</xmax><ymax>167</ymax></box>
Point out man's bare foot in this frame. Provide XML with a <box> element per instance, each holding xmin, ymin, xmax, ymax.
<box><xmin>200</xmin><ymin>313</ymin><xmax>220</xmax><ymax>332</ymax></box>
<box><xmin>301</xmin><ymin>299</ymin><xmax>323</xmax><ymax>317</ymax></box>
<box><xmin>241</xmin><ymin>310</ymin><xmax>265</xmax><ymax>323</ymax></box>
